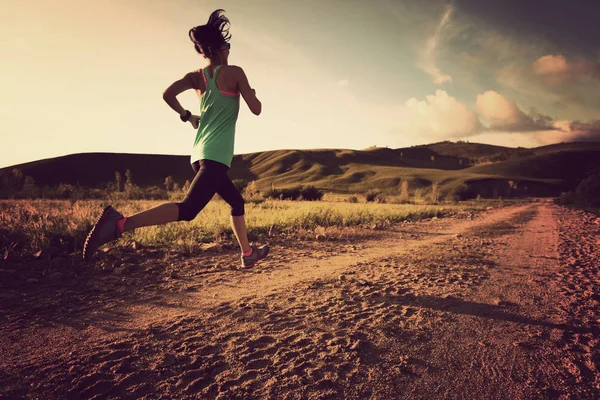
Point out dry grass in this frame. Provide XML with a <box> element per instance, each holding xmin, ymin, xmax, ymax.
<box><xmin>0</xmin><ymin>198</ymin><xmax>497</xmax><ymax>258</ymax></box>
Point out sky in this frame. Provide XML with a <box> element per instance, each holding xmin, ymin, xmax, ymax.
<box><xmin>2</xmin><ymin>0</ymin><xmax>599</xmax><ymax>168</ymax></box>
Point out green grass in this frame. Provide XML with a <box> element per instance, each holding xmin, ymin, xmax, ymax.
<box><xmin>0</xmin><ymin>198</ymin><xmax>499</xmax><ymax>258</ymax></box>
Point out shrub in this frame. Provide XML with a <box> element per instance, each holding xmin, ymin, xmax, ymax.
<box><xmin>413</xmin><ymin>189</ymin><xmax>423</xmax><ymax>202</ymax></box>
<box><xmin>430</xmin><ymin>182</ymin><xmax>440</xmax><ymax>203</ymax></box>
<box><xmin>164</xmin><ymin>176</ymin><xmax>174</xmax><ymax>191</ymax></box>
<box><xmin>450</xmin><ymin>183</ymin><xmax>474</xmax><ymax>201</ymax></box>
<box><xmin>299</xmin><ymin>186</ymin><xmax>323</xmax><ymax>201</ymax></box>
<box><xmin>399</xmin><ymin>181</ymin><xmax>409</xmax><ymax>202</ymax></box>
<box><xmin>243</xmin><ymin>181</ymin><xmax>259</xmax><ymax>198</ymax></box>
<box><xmin>264</xmin><ymin>187</ymin><xmax>301</xmax><ymax>200</ymax></box>
<box><xmin>366</xmin><ymin>190</ymin><xmax>386</xmax><ymax>203</ymax></box>
<box><xmin>144</xmin><ymin>186</ymin><xmax>170</xmax><ymax>200</ymax></box>
<box><xmin>57</xmin><ymin>183</ymin><xmax>75</xmax><ymax>199</ymax></box>
<box><xmin>114</xmin><ymin>171</ymin><xmax>123</xmax><ymax>192</ymax></box>
<box><xmin>346</xmin><ymin>196</ymin><xmax>359</xmax><ymax>203</ymax></box>
<box><xmin>576</xmin><ymin>173</ymin><xmax>600</xmax><ymax>207</ymax></box>
<box><xmin>555</xmin><ymin>192</ymin><xmax>574</xmax><ymax>205</ymax></box>
<box><xmin>366</xmin><ymin>190</ymin><xmax>379</xmax><ymax>202</ymax></box>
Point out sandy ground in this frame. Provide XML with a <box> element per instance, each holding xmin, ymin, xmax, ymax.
<box><xmin>1</xmin><ymin>199</ymin><xmax>599</xmax><ymax>399</ymax></box>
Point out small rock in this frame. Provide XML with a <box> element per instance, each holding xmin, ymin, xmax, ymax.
<box><xmin>201</xmin><ymin>243</ymin><xmax>222</xmax><ymax>252</ymax></box>
<box><xmin>316</xmin><ymin>234</ymin><xmax>326</xmax><ymax>241</ymax></box>
<box><xmin>129</xmin><ymin>241</ymin><xmax>142</xmax><ymax>250</ymax></box>
<box><xmin>26</xmin><ymin>278</ymin><xmax>39</xmax><ymax>284</ymax></box>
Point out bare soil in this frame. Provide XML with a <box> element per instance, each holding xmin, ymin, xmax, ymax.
<box><xmin>1</xmin><ymin>199</ymin><xmax>599</xmax><ymax>399</ymax></box>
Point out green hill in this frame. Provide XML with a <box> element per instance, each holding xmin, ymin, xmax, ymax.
<box><xmin>2</xmin><ymin>141</ymin><xmax>599</xmax><ymax>199</ymax></box>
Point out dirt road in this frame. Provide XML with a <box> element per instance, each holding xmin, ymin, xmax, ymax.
<box><xmin>1</xmin><ymin>200</ymin><xmax>599</xmax><ymax>399</ymax></box>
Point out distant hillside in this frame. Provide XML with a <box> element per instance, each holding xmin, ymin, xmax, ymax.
<box><xmin>417</xmin><ymin>141</ymin><xmax>511</xmax><ymax>159</ymax></box>
<box><xmin>2</xmin><ymin>141</ymin><xmax>600</xmax><ymax>198</ymax></box>
<box><xmin>0</xmin><ymin>153</ymin><xmax>192</xmax><ymax>188</ymax></box>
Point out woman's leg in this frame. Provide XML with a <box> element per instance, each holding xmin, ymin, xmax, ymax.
<box><xmin>230</xmin><ymin>215</ymin><xmax>251</xmax><ymax>254</ymax></box>
<box><xmin>216</xmin><ymin>175</ymin><xmax>250</xmax><ymax>253</ymax></box>
<box><xmin>122</xmin><ymin>203</ymin><xmax>180</xmax><ymax>233</ymax></box>
<box><xmin>122</xmin><ymin>161</ymin><xmax>218</xmax><ymax>233</ymax></box>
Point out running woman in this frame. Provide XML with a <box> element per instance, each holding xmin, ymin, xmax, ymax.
<box><xmin>83</xmin><ymin>9</ymin><xmax>269</xmax><ymax>269</ymax></box>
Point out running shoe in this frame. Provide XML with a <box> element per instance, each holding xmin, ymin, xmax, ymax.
<box><xmin>241</xmin><ymin>244</ymin><xmax>270</xmax><ymax>268</ymax></box>
<box><xmin>83</xmin><ymin>205</ymin><xmax>123</xmax><ymax>261</ymax></box>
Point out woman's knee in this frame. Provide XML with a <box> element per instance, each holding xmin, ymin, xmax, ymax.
<box><xmin>176</xmin><ymin>201</ymin><xmax>200</xmax><ymax>221</ymax></box>
<box><xmin>230</xmin><ymin>197</ymin><xmax>245</xmax><ymax>217</ymax></box>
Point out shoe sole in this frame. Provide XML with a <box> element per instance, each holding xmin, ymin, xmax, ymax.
<box><xmin>83</xmin><ymin>205</ymin><xmax>114</xmax><ymax>261</ymax></box>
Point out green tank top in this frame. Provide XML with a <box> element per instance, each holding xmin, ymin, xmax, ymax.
<box><xmin>191</xmin><ymin>65</ymin><xmax>240</xmax><ymax>167</ymax></box>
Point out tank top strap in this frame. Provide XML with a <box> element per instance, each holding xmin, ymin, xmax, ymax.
<box><xmin>213</xmin><ymin>65</ymin><xmax>223</xmax><ymax>81</ymax></box>
<box><xmin>203</xmin><ymin>67</ymin><xmax>212</xmax><ymax>82</ymax></box>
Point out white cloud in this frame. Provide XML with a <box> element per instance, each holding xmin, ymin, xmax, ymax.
<box><xmin>537</xmin><ymin>120</ymin><xmax>600</xmax><ymax>143</ymax></box>
<box><xmin>418</xmin><ymin>5</ymin><xmax>453</xmax><ymax>85</ymax></box>
<box><xmin>395</xmin><ymin>89</ymin><xmax>481</xmax><ymax>140</ymax></box>
<box><xmin>467</xmin><ymin>119</ymin><xmax>600</xmax><ymax>148</ymax></box>
<box><xmin>476</xmin><ymin>90</ymin><xmax>553</xmax><ymax>132</ymax></box>
<box><xmin>532</xmin><ymin>54</ymin><xmax>569</xmax><ymax>75</ymax></box>
<box><xmin>336</xmin><ymin>79</ymin><xmax>349</xmax><ymax>87</ymax></box>
<box><xmin>532</xmin><ymin>54</ymin><xmax>600</xmax><ymax>85</ymax></box>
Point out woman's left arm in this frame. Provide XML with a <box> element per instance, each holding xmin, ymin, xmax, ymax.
<box><xmin>163</xmin><ymin>72</ymin><xmax>203</xmax><ymax>128</ymax></box>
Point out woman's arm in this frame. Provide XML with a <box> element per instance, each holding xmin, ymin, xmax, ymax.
<box><xmin>235</xmin><ymin>66</ymin><xmax>261</xmax><ymax>116</ymax></box>
<box><xmin>163</xmin><ymin>72</ymin><xmax>203</xmax><ymax>128</ymax></box>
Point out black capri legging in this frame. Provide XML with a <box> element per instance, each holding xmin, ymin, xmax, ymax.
<box><xmin>176</xmin><ymin>159</ymin><xmax>245</xmax><ymax>221</ymax></box>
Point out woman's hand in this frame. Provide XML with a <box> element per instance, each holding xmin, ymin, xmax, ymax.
<box><xmin>189</xmin><ymin>115</ymin><xmax>200</xmax><ymax>129</ymax></box>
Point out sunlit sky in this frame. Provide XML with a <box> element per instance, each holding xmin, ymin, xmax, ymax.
<box><xmin>2</xmin><ymin>0</ymin><xmax>599</xmax><ymax>168</ymax></box>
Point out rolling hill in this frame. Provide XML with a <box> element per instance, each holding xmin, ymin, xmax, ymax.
<box><xmin>2</xmin><ymin>141</ymin><xmax>600</xmax><ymax>198</ymax></box>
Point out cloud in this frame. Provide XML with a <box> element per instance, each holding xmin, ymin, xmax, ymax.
<box><xmin>394</xmin><ymin>88</ymin><xmax>600</xmax><ymax>148</ymax></box>
<box><xmin>532</xmin><ymin>54</ymin><xmax>568</xmax><ymax>75</ymax></box>
<box><xmin>537</xmin><ymin>120</ymin><xmax>600</xmax><ymax>143</ymax></box>
<box><xmin>532</xmin><ymin>54</ymin><xmax>600</xmax><ymax>84</ymax></box>
<box><xmin>396</xmin><ymin>89</ymin><xmax>481</xmax><ymax>139</ymax></box>
<box><xmin>464</xmin><ymin>119</ymin><xmax>600</xmax><ymax>148</ymax></box>
<box><xmin>476</xmin><ymin>90</ymin><xmax>554</xmax><ymax>132</ymax></box>
<box><xmin>418</xmin><ymin>5</ymin><xmax>453</xmax><ymax>85</ymax></box>
<box><xmin>336</xmin><ymin>79</ymin><xmax>349</xmax><ymax>88</ymax></box>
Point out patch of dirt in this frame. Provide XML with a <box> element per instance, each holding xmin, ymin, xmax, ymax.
<box><xmin>1</xmin><ymin>200</ymin><xmax>599</xmax><ymax>399</ymax></box>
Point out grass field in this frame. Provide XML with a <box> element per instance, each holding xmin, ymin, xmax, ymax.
<box><xmin>0</xmin><ymin>198</ymin><xmax>510</xmax><ymax>259</ymax></box>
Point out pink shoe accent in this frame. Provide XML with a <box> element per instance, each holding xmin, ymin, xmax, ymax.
<box><xmin>243</xmin><ymin>247</ymin><xmax>253</xmax><ymax>257</ymax></box>
<box><xmin>116</xmin><ymin>217</ymin><xmax>127</xmax><ymax>234</ymax></box>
